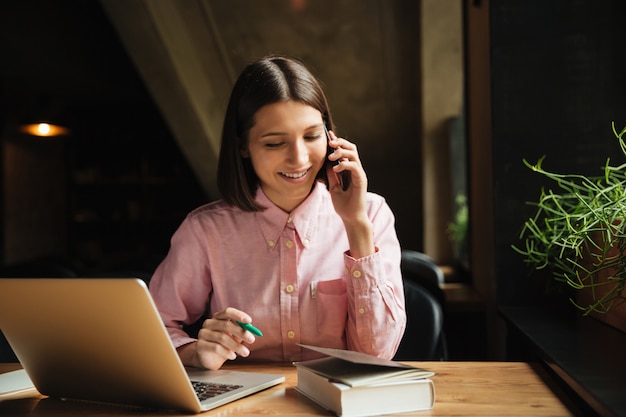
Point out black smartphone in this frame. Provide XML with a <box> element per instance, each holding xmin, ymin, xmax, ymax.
<box><xmin>324</xmin><ymin>124</ymin><xmax>351</xmax><ymax>191</ymax></box>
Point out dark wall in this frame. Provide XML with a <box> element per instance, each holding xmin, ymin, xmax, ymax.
<box><xmin>0</xmin><ymin>1</ymin><xmax>207</xmax><ymax>271</ymax></box>
<box><xmin>490</xmin><ymin>0</ymin><xmax>626</xmax><ymax>307</ymax></box>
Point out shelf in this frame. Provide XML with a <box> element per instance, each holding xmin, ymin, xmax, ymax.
<box><xmin>441</xmin><ymin>282</ymin><xmax>484</xmax><ymax>313</ymax></box>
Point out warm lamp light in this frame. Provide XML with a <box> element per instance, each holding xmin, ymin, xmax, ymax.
<box><xmin>19</xmin><ymin>122</ymin><xmax>70</xmax><ymax>137</ymax></box>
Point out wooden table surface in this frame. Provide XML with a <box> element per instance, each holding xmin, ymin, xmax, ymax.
<box><xmin>0</xmin><ymin>361</ymin><xmax>577</xmax><ymax>416</ymax></box>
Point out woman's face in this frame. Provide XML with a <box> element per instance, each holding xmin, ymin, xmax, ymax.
<box><xmin>243</xmin><ymin>100</ymin><xmax>327</xmax><ymax>212</ymax></box>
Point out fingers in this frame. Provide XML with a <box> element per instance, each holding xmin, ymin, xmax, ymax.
<box><xmin>197</xmin><ymin>324</ymin><xmax>249</xmax><ymax>360</ymax></box>
<box><xmin>211</xmin><ymin>307</ymin><xmax>258</xmax><ymax>341</ymax></box>
<box><xmin>193</xmin><ymin>308</ymin><xmax>258</xmax><ymax>367</ymax></box>
<box><xmin>327</xmin><ymin>130</ymin><xmax>358</xmax><ymax>164</ymax></box>
<box><xmin>212</xmin><ymin>306</ymin><xmax>252</xmax><ymax>324</ymax></box>
<box><xmin>327</xmin><ymin>130</ymin><xmax>365</xmax><ymax>191</ymax></box>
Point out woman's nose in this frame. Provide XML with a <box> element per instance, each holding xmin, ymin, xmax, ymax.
<box><xmin>287</xmin><ymin>140</ymin><xmax>308</xmax><ymax>164</ymax></box>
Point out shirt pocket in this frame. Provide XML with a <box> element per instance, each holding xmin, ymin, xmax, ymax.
<box><xmin>311</xmin><ymin>279</ymin><xmax>348</xmax><ymax>337</ymax></box>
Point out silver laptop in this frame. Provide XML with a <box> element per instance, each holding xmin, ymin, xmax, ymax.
<box><xmin>0</xmin><ymin>278</ymin><xmax>285</xmax><ymax>413</ymax></box>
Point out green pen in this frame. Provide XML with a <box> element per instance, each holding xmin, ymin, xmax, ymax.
<box><xmin>236</xmin><ymin>321</ymin><xmax>263</xmax><ymax>336</ymax></box>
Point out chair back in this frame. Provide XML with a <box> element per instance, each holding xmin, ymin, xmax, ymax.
<box><xmin>400</xmin><ymin>250</ymin><xmax>445</xmax><ymax>307</ymax></box>
<box><xmin>394</xmin><ymin>279</ymin><xmax>446</xmax><ymax>360</ymax></box>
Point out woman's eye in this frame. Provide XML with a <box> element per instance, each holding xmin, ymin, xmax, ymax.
<box><xmin>304</xmin><ymin>134</ymin><xmax>322</xmax><ymax>141</ymax></box>
<box><xmin>264</xmin><ymin>142</ymin><xmax>283</xmax><ymax>148</ymax></box>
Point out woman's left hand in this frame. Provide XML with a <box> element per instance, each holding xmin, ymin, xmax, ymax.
<box><xmin>326</xmin><ymin>130</ymin><xmax>375</xmax><ymax>259</ymax></box>
<box><xmin>326</xmin><ymin>130</ymin><xmax>368</xmax><ymax>221</ymax></box>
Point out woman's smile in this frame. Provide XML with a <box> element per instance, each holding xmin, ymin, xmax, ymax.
<box><xmin>279</xmin><ymin>168</ymin><xmax>311</xmax><ymax>180</ymax></box>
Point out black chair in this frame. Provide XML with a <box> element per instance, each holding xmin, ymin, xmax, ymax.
<box><xmin>393</xmin><ymin>278</ymin><xmax>447</xmax><ymax>361</ymax></box>
<box><xmin>400</xmin><ymin>250</ymin><xmax>445</xmax><ymax>308</ymax></box>
<box><xmin>393</xmin><ymin>250</ymin><xmax>448</xmax><ymax>361</ymax></box>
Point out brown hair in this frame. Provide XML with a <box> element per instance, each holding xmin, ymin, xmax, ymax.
<box><xmin>216</xmin><ymin>56</ymin><xmax>334</xmax><ymax>211</ymax></box>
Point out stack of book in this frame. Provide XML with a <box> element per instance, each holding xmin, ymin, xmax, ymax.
<box><xmin>294</xmin><ymin>345</ymin><xmax>435</xmax><ymax>417</ymax></box>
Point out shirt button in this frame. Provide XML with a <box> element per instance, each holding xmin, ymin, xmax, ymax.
<box><xmin>358</xmin><ymin>307</ymin><xmax>366</xmax><ymax>314</ymax></box>
<box><xmin>303</xmin><ymin>238</ymin><xmax>310</xmax><ymax>247</ymax></box>
<box><xmin>268</xmin><ymin>240</ymin><xmax>275</xmax><ymax>247</ymax></box>
<box><xmin>352</xmin><ymin>270</ymin><xmax>362</xmax><ymax>278</ymax></box>
<box><xmin>287</xmin><ymin>330</ymin><xmax>296</xmax><ymax>339</ymax></box>
<box><xmin>285</xmin><ymin>284</ymin><xmax>295</xmax><ymax>293</ymax></box>
<box><xmin>285</xmin><ymin>240</ymin><xmax>294</xmax><ymax>249</ymax></box>
<box><xmin>287</xmin><ymin>217</ymin><xmax>293</xmax><ymax>223</ymax></box>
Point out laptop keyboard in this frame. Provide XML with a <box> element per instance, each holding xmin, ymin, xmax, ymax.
<box><xmin>191</xmin><ymin>381</ymin><xmax>243</xmax><ymax>401</ymax></box>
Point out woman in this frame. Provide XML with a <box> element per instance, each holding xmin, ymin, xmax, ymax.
<box><xmin>149</xmin><ymin>56</ymin><xmax>406</xmax><ymax>370</ymax></box>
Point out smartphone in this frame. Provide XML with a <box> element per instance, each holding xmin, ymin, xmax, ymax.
<box><xmin>324</xmin><ymin>124</ymin><xmax>351</xmax><ymax>191</ymax></box>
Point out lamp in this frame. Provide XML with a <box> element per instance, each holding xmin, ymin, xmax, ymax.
<box><xmin>19</xmin><ymin>122</ymin><xmax>70</xmax><ymax>137</ymax></box>
<box><xmin>18</xmin><ymin>95</ymin><xmax>71</xmax><ymax>137</ymax></box>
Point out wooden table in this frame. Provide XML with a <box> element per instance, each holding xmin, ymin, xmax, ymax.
<box><xmin>0</xmin><ymin>361</ymin><xmax>578</xmax><ymax>416</ymax></box>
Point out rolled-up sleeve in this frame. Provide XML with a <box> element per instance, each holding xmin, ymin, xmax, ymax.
<box><xmin>344</xmin><ymin>197</ymin><xmax>406</xmax><ymax>359</ymax></box>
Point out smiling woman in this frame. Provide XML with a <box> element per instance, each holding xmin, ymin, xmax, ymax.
<box><xmin>216</xmin><ymin>56</ymin><xmax>336</xmax><ymax>213</ymax></box>
<box><xmin>243</xmin><ymin>101</ymin><xmax>327</xmax><ymax>212</ymax></box>
<box><xmin>148</xmin><ymin>55</ymin><xmax>406</xmax><ymax>370</ymax></box>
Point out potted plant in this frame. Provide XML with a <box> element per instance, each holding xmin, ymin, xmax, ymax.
<box><xmin>513</xmin><ymin>122</ymin><xmax>626</xmax><ymax>333</ymax></box>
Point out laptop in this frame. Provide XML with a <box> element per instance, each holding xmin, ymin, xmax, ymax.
<box><xmin>0</xmin><ymin>278</ymin><xmax>285</xmax><ymax>413</ymax></box>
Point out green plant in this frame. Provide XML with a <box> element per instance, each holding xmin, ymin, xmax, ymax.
<box><xmin>512</xmin><ymin>122</ymin><xmax>626</xmax><ymax>315</ymax></box>
<box><xmin>448</xmin><ymin>193</ymin><xmax>468</xmax><ymax>245</ymax></box>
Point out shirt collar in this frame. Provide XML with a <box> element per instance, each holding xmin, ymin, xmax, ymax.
<box><xmin>254</xmin><ymin>182</ymin><xmax>327</xmax><ymax>249</ymax></box>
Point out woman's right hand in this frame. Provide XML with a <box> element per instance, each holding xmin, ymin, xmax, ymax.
<box><xmin>177</xmin><ymin>307</ymin><xmax>258</xmax><ymax>370</ymax></box>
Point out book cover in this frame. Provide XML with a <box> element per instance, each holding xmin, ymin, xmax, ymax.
<box><xmin>294</xmin><ymin>345</ymin><xmax>435</xmax><ymax>417</ymax></box>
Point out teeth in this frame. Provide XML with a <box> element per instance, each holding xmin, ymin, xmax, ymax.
<box><xmin>282</xmin><ymin>170</ymin><xmax>307</xmax><ymax>179</ymax></box>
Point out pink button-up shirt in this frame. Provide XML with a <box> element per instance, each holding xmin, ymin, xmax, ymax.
<box><xmin>149</xmin><ymin>182</ymin><xmax>406</xmax><ymax>362</ymax></box>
